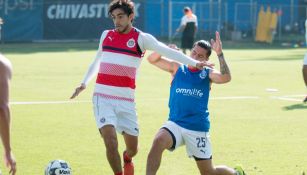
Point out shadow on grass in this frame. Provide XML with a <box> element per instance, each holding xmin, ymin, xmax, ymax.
<box><xmin>283</xmin><ymin>103</ymin><xmax>307</xmax><ymax>110</ymax></box>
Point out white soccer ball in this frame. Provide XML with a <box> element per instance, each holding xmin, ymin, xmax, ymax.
<box><xmin>45</xmin><ymin>160</ymin><xmax>72</xmax><ymax>175</ymax></box>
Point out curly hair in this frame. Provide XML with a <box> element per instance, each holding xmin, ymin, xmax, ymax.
<box><xmin>108</xmin><ymin>0</ymin><xmax>135</xmax><ymax>17</ymax></box>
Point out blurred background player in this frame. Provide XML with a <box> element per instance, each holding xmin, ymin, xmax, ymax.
<box><xmin>146</xmin><ymin>32</ymin><xmax>246</xmax><ymax>175</ymax></box>
<box><xmin>176</xmin><ymin>7</ymin><xmax>198</xmax><ymax>54</ymax></box>
<box><xmin>305</xmin><ymin>18</ymin><xmax>307</xmax><ymax>46</ymax></box>
<box><xmin>303</xmin><ymin>53</ymin><xmax>307</xmax><ymax>102</ymax></box>
<box><xmin>0</xmin><ymin>17</ymin><xmax>3</xmax><ymax>42</ymax></box>
<box><xmin>0</xmin><ymin>54</ymin><xmax>17</xmax><ymax>175</ymax></box>
<box><xmin>70</xmin><ymin>1</ymin><xmax>208</xmax><ymax>175</ymax></box>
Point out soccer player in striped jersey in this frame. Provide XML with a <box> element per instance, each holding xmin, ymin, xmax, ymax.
<box><xmin>0</xmin><ymin>54</ymin><xmax>17</xmax><ymax>175</ymax></box>
<box><xmin>70</xmin><ymin>1</ymin><xmax>210</xmax><ymax>175</ymax></box>
<box><xmin>146</xmin><ymin>32</ymin><xmax>246</xmax><ymax>175</ymax></box>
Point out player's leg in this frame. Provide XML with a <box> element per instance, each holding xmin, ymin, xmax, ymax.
<box><xmin>117</xmin><ymin>101</ymin><xmax>139</xmax><ymax>175</ymax></box>
<box><xmin>146</xmin><ymin>128</ymin><xmax>173</xmax><ymax>175</ymax></box>
<box><xmin>122</xmin><ymin>133</ymin><xmax>138</xmax><ymax>175</ymax></box>
<box><xmin>181</xmin><ymin>36</ymin><xmax>187</xmax><ymax>54</ymax></box>
<box><xmin>183</xmin><ymin>129</ymin><xmax>245</xmax><ymax>175</ymax></box>
<box><xmin>303</xmin><ymin>55</ymin><xmax>307</xmax><ymax>102</ymax></box>
<box><xmin>303</xmin><ymin>64</ymin><xmax>307</xmax><ymax>103</ymax></box>
<box><xmin>304</xmin><ymin>65</ymin><xmax>307</xmax><ymax>85</ymax></box>
<box><xmin>100</xmin><ymin>125</ymin><xmax>122</xmax><ymax>174</ymax></box>
<box><xmin>196</xmin><ymin>159</ymin><xmax>238</xmax><ymax>175</ymax></box>
<box><xmin>123</xmin><ymin>133</ymin><xmax>138</xmax><ymax>159</ymax></box>
<box><xmin>93</xmin><ymin>96</ymin><xmax>122</xmax><ymax>174</ymax></box>
<box><xmin>147</xmin><ymin>121</ymin><xmax>183</xmax><ymax>175</ymax></box>
<box><xmin>187</xmin><ymin>35</ymin><xmax>194</xmax><ymax>54</ymax></box>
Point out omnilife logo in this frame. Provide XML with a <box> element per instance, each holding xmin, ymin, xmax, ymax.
<box><xmin>175</xmin><ymin>88</ymin><xmax>203</xmax><ymax>98</ymax></box>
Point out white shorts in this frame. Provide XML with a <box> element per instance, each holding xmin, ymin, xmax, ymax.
<box><xmin>304</xmin><ymin>53</ymin><xmax>307</xmax><ymax>65</ymax></box>
<box><xmin>162</xmin><ymin>121</ymin><xmax>212</xmax><ymax>160</ymax></box>
<box><xmin>92</xmin><ymin>95</ymin><xmax>139</xmax><ymax>136</ymax></box>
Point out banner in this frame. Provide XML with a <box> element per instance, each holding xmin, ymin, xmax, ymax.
<box><xmin>0</xmin><ymin>0</ymin><xmax>43</xmax><ymax>41</ymax></box>
<box><xmin>43</xmin><ymin>0</ymin><xmax>144</xmax><ymax>40</ymax></box>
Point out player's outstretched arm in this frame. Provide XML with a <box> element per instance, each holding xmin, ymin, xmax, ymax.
<box><xmin>147</xmin><ymin>44</ymin><xmax>180</xmax><ymax>75</ymax></box>
<box><xmin>70</xmin><ymin>54</ymin><xmax>98</xmax><ymax>99</ymax></box>
<box><xmin>141</xmin><ymin>33</ymin><xmax>212</xmax><ymax>70</ymax></box>
<box><xmin>70</xmin><ymin>55</ymin><xmax>98</xmax><ymax>100</ymax></box>
<box><xmin>70</xmin><ymin>31</ymin><xmax>108</xmax><ymax>99</ymax></box>
<box><xmin>176</xmin><ymin>24</ymin><xmax>185</xmax><ymax>33</ymax></box>
<box><xmin>209</xmin><ymin>31</ymin><xmax>231</xmax><ymax>84</ymax></box>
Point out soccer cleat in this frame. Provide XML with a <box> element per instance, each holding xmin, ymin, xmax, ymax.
<box><xmin>123</xmin><ymin>151</ymin><xmax>134</xmax><ymax>175</ymax></box>
<box><xmin>303</xmin><ymin>96</ymin><xmax>307</xmax><ymax>103</ymax></box>
<box><xmin>123</xmin><ymin>162</ymin><xmax>134</xmax><ymax>175</ymax></box>
<box><xmin>234</xmin><ymin>165</ymin><xmax>246</xmax><ymax>175</ymax></box>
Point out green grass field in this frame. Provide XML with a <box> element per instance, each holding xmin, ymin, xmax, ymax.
<box><xmin>0</xmin><ymin>42</ymin><xmax>306</xmax><ymax>175</ymax></box>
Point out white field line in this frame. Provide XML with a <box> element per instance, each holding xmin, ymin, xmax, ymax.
<box><xmin>10</xmin><ymin>96</ymin><xmax>260</xmax><ymax>105</ymax></box>
<box><xmin>9</xmin><ymin>94</ymin><xmax>306</xmax><ymax>105</ymax></box>
<box><xmin>10</xmin><ymin>100</ymin><xmax>90</xmax><ymax>105</ymax></box>
<box><xmin>211</xmin><ymin>96</ymin><xmax>259</xmax><ymax>100</ymax></box>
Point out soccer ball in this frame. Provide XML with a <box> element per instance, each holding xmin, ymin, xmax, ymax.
<box><xmin>45</xmin><ymin>160</ymin><xmax>72</xmax><ymax>175</ymax></box>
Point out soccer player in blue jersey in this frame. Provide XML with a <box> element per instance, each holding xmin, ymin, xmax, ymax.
<box><xmin>146</xmin><ymin>32</ymin><xmax>246</xmax><ymax>175</ymax></box>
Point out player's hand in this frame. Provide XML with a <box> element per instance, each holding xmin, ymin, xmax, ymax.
<box><xmin>4</xmin><ymin>151</ymin><xmax>16</xmax><ymax>175</ymax></box>
<box><xmin>70</xmin><ymin>84</ymin><xmax>86</xmax><ymax>99</ymax></box>
<box><xmin>210</xmin><ymin>31</ymin><xmax>223</xmax><ymax>56</ymax></box>
<box><xmin>196</xmin><ymin>61</ymin><xmax>215</xmax><ymax>70</ymax></box>
<box><xmin>168</xmin><ymin>44</ymin><xmax>179</xmax><ymax>50</ymax></box>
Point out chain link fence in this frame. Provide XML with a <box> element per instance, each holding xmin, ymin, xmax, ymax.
<box><xmin>169</xmin><ymin>1</ymin><xmax>307</xmax><ymax>44</ymax></box>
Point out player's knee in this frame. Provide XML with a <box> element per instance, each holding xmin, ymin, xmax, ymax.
<box><xmin>127</xmin><ymin>147</ymin><xmax>138</xmax><ymax>157</ymax></box>
<box><xmin>152</xmin><ymin>136</ymin><xmax>169</xmax><ymax>150</ymax></box>
<box><xmin>200</xmin><ymin>169</ymin><xmax>215</xmax><ymax>175</ymax></box>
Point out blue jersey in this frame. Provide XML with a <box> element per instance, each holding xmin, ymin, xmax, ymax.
<box><xmin>168</xmin><ymin>65</ymin><xmax>211</xmax><ymax>132</ymax></box>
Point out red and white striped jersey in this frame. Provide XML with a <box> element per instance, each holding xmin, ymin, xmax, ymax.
<box><xmin>81</xmin><ymin>27</ymin><xmax>199</xmax><ymax>103</ymax></box>
<box><xmin>94</xmin><ymin>28</ymin><xmax>144</xmax><ymax>102</ymax></box>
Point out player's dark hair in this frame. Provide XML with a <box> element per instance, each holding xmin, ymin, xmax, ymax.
<box><xmin>184</xmin><ymin>7</ymin><xmax>191</xmax><ymax>13</ymax></box>
<box><xmin>193</xmin><ymin>40</ymin><xmax>212</xmax><ymax>57</ymax></box>
<box><xmin>108</xmin><ymin>0</ymin><xmax>135</xmax><ymax>17</ymax></box>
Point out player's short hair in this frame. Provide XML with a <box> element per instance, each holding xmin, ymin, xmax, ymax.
<box><xmin>108</xmin><ymin>0</ymin><xmax>135</xmax><ymax>17</ymax></box>
<box><xmin>193</xmin><ymin>40</ymin><xmax>212</xmax><ymax>57</ymax></box>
